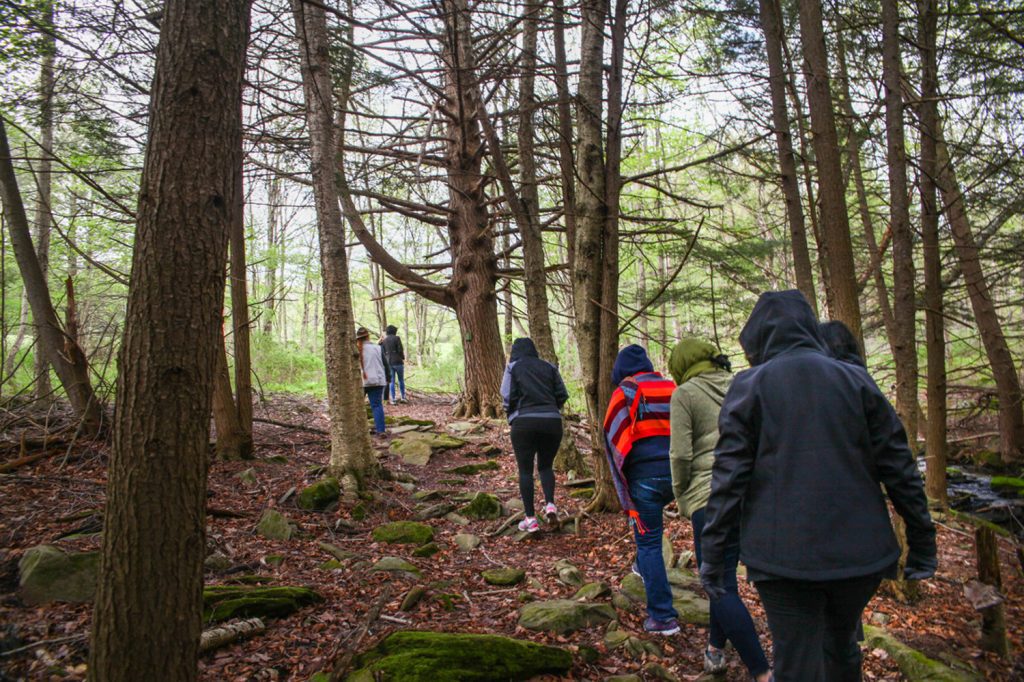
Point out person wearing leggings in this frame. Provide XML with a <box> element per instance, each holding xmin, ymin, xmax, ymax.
<box><xmin>499</xmin><ymin>338</ymin><xmax>569</xmax><ymax>533</ymax></box>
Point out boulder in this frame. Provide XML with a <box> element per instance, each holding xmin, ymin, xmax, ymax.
<box><xmin>414</xmin><ymin>503</ymin><xmax>456</xmax><ymax>521</ymax></box>
<box><xmin>413</xmin><ymin>490</ymin><xmax>444</xmax><ymax>502</ymax></box>
<box><xmin>574</xmin><ymin>581</ymin><xmax>611</xmax><ymax>601</ymax></box>
<box><xmin>346</xmin><ymin>631</ymin><xmax>572</xmax><ymax>681</ymax></box>
<box><xmin>554</xmin><ymin>559</ymin><xmax>584</xmax><ymax>587</ymax></box>
<box><xmin>297</xmin><ymin>477</ymin><xmax>341</xmax><ymax>511</ymax></box>
<box><xmin>445</xmin><ymin>512</ymin><xmax>471</xmax><ymax>526</ymax></box>
<box><xmin>481</xmin><ymin>568</ymin><xmax>525</xmax><ymax>586</ymax></box>
<box><xmin>400</xmin><ymin>585</ymin><xmax>428</xmax><ymax>611</ymax></box>
<box><xmin>447</xmin><ymin>420</ymin><xmax>486</xmax><ymax>436</ymax></box>
<box><xmin>603</xmin><ymin>630</ymin><xmax>662</xmax><ymax>659</ymax></box>
<box><xmin>454</xmin><ymin>533</ymin><xmax>482</xmax><ymax>552</ymax></box>
<box><xmin>372</xmin><ymin>521</ymin><xmax>434</xmax><ymax>545</ymax></box>
<box><xmin>202</xmin><ymin>584</ymin><xmax>321</xmax><ymax>623</ymax></box>
<box><xmin>18</xmin><ymin>545</ymin><xmax>99</xmax><ymax>605</ymax></box>
<box><xmin>235</xmin><ymin>467</ymin><xmax>258</xmax><ymax>486</ymax></box>
<box><xmin>518</xmin><ymin>599</ymin><xmax>616</xmax><ymax>634</ymax></box>
<box><xmin>620</xmin><ymin>573</ymin><xmax>708</xmax><ymax>624</ymax></box>
<box><xmin>204</xmin><ymin>551</ymin><xmax>233</xmax><ymax>573</ymax></box>
<box><xmin>461</xmin><ymin>492</ymin><xmax>502</xmax><ymax>520</ymax></box>
<box><xmin>390</xmin><ymin>438</ymin><xmax>433</xmax><ymax>466</ymax></box>
<box><xmin>256</xmin><ymin>509</ymin><xmax>294</xmax><ymax>540</ymax></box>
<box><xmin>505</xmin><ymin>498</ymin><xmax>525</xmax><ymax>512</ymax></box>
<box><xmin>370</xmin><ymin>557</ymin><xmax>422</xmax><ymax>578</ymax></box>
<box><xmin>862</xmin><ymin>625</ymin><xmax>981</xmax><ymax>681</ymax></box>
<box><xmin>412</xmin><ymin>542</ymin><xmax>440</xmax><ymax>558</ymax></box>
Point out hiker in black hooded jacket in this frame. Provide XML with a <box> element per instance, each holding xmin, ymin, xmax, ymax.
<box><xmin>700</xmin><ymin>290</ymin><xmax>936</xmax><ymax>682</ymax></box>
<box><xmin>500</xmin><ymin>338</ymin><xmax>569</xmax><ymax>533</ymax></box>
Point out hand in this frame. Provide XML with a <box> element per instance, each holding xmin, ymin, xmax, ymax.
<box><xmin>903</xmin><ymin>552</ymin><xmax>937</xmax><ymax>581</ymax></box>
<box><xmin>700</xmin><ymin>562</ymin><xmax>727</xmax><ymax>601</ymax></box>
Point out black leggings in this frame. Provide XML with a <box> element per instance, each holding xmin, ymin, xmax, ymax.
<box><xmin>510</xmin><ymin>417</ymin><xmax>563</xmax><ymax>517</ymax></box>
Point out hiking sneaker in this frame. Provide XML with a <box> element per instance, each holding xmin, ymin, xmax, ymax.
<box><xmin>631</xmin><ymin>559</ymin><xmax>643</xmax><ymax>580</ymax></box>
<box><xmin>704</xmin><ymin>645</ymin><xmax>727</xmax><ymax>674</ymax></box>
<box><xmin>518</xmin><ymin>516</ymin><xmax>540</xmax><ymax>533</ymax></box>
<box><xmin>643</xmin><ymin>616</ymin><xmax>680</xmax><ymax>636</ymax></box>
<box><xmin>543</xmin><ymin>502</ymin><xmax>558</xmax><ymax>524</ymax></box>
<box><xmin>399</xmin><ymin>397</ymin><xmax>408</xmax><ymax>404</ymax></box>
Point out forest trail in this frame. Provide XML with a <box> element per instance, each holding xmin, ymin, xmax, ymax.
<box><xmin>1</xmin><ymin>394</ymin><xmax>1021</xmax><ymax>680</ymax></box>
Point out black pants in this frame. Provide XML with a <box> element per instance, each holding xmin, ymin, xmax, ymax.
<box><xmin>509</xmin><ymin>417</ymin><xmax>562</xmax><ymax>517</ymax></box>
<box><xmin>755</xmin><ymin>575</ymin><xmax>880</xmax><ymax>682</ymax></box>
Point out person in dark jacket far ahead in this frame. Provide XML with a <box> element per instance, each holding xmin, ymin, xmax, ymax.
<box><xmin>500</xmin><ymin>338</ymin><xmax>569</xmax><ymax>533</ymax></box>
<box><xmin>381</xmin><ymin>325</ymin><xmax>407</xmax><ymax>404</ymax></box>
<box><xmin>700</xmin><ymin>290</ymin><xmax>937</xmax><ymax>682</ymax></box>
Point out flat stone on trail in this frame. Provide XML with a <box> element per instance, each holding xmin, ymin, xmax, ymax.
<box><xmin>453</xmin><ymin>533</ymin><xmax>482</xmax><ymax>552</ymax></box>
<box><xmin>414</xmin><ymin>502</ymin><xmax>456</xmax><ymax>520</ymax></box>
<box><xmin>256</xmin><ymin>509</ymin><xmax>294</xmax><ymax>540</ymax></box>
<box><xmin>481</xmin><ymin>567</ymin><xmax>525</xmax><ymax>586</ymax></box>
<box><xmin>554</xmin><ymin>559</ymin><xmax>585</xmax><ymax>587</ymax></box>
<box><xmin>390</xmin><ymin>438</ymin><xmax>433</xmax><ymax>466</ymax></box>
<box><xmin>372</xmin><ymin>521</ymin><xmax>434</xmax><ymax>545</ymax></box>
<box><xmin>574</xmin><ymin>581</ymin><xmax>611</xmax><ymax>601</ymax></box>
<box><xmin>370</xmin><ymin>557</ymin><xmax>422</xmax><ymax>578</ymax></box>
<box><xmin>18</xmin><ymin>545</ymin><xmax>99</xmax><ymax>605</ymax></box>
<box><xmin>461</xmin><ymin>492</ymin><xmax>503</xmax><ymax>520</ymax></box>
<box><xmin>518</xmin><ymin>599</ymin><xmax>616</xmax><ymax>634</ymax></box>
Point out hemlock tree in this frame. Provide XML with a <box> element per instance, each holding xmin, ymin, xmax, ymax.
<box><xmin>88</xmin><ymin>1</ymin><xmax>251</xmax><ymax>679</ymax></box>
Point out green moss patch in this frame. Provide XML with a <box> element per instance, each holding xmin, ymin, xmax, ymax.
<box><xmin>460</xmin><ymin>492</ymin><xmax>502</xmax><ymax>520</ymax></box>
<box><xmin>370</xmin><ymin>557</ymin><xmax>422</xmax><ymax>578</ymax></box>
<box><xmin>297</xmin><ymin>477</ymin><xmax>340</xmax><ymax>511</ymax></box>
<box><xmin>202</xmin><ymin>584</ymin><xmax>322</xmax><ymax>623</ymax></box>
<box><xmin>256</xmin><ymin>509</ymin><xmax>295</xmax><ymax>540</ymax></box>
<box><xmin>18</xmin><ymin>545</ymin><xmax>99</xmax><ymax>605</ymax></box>
<box><xmin>347</xmin><ymin>631</ymin><xmax>572</xmax><ymax>681</ymax></box>
<box><xmin>518</xmin><ymin>599</ymin><xmax>616</xmax><ymax>634</ymax></box>
<box><xmin>481</xmin><ymin>568</ymin><xmax>525</xmax><ymax>586</ymax></box>
<box><xmin>412</xmin><ymin>542</ymin><xmax>440</xmax><ymax>558</ymax></box>
<box><xmin>862</xmin><ymin>625</ymin><xmax>981</xmax><ymax>681</ymax></box>
<box><xmin>372</xmin><ymin>521</ymin><xmax>434</xmax><ymax>545</ymax></box>
<box><xmin>990</xmin><ymin>476</ymin><xmax>1024</xmax><ymax>496</ymax></box>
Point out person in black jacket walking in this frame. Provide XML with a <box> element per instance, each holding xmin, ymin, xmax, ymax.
<box><xmin>700</xmin><ymin>290</ymin><xmax>937</xmax><ymax>682</ymax></box>
<box><xmin>381</xmin><ymin>325</ymin><xmax>407</xmax><ymax>404</ymax></box>
<box><xmin>500</xmin><ymin>338</ymin><xmax>569</xmax><ymax>533</ymax></box>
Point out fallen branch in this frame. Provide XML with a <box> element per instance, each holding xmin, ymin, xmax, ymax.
<box><xmin>207</xmin><ymin>506</ymin><xmax>248</xmax><ymax>519</ymax></box>
<box><xmin>329</xmin><ymin>586</ymin><xmax>391</xmax><ymax>681</ymax></box>
<box><xmin>0</xmin><ymin>449</ymin><xmax>63</xmax><ymax>473</ymax></box>
<box><xmin>199</xmin><ymin>618</ymin><xmax>265</xmax><ymax>654</ymax></box>
<box><xmin>0</xmin><ymin>633</ymin><xmax>87</xmax><ymax>657</ymax></box>
<box><xmin>489</xmin><ymin>510</ymin><xmax>525</xmax><ymax>536</ymax></box>
<box><xmin>253</xmin><ymin>417</ymin><xmax>328</xmax><ymax>435</ymax></box>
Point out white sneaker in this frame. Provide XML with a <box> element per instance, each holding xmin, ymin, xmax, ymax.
<box><xmin>543</xmin><ymin>502</ymin><xmax>558</xmax><ymax>524</ymax></box>
<box><xmin>518</xmin><ymin>516</ymin><xmax>540</xmax><ymax>533</ymax></box>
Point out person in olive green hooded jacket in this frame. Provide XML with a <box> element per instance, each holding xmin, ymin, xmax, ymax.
<box><xmin>669</xmin><ymin>339</ymin><xmax>771</xmax><ymax>681</ymax></box>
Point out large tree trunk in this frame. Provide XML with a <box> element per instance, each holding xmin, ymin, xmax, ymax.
<box><xmin>0</xmin><ymin>122</ymin><xmax>102</xmax><ymax>434</ymax></box>
<box><xmin>881</xmin><ymin>0</ymin><xmax>919</xmax><ymax>441</ymax></box>
<box><xmin>291</xmin><ymin>0</ymin><xmax>373</xmax><ymax>485</ymax></box>
<box><xmin>33</xmin><ymin>0</ymin><xmax>55</xmax><ymax>400</ymax></box>
<box><xmin>796</xmin><ymin>0</ymin><xmax>862</xmax><ymax>337</ymax></box>
<box><xmin>758</xmin><ymin>0</ymin><xmax>817</xmax><ymax>313</ymax></box>
<box><xmin>88</xmin><ymin>1</ymin><xmax>250</xmax><ymax>679</ymax></box>
<box><xmin>551</xmin><ymin>0</ymin><xmax>576</xmax><ymax>268</ymax></box>
<box><xmin>213</xmin><ymin>326</ymin><xmax>249</xmax><ymax>460</ymax></box>
<box><xmin>230</xmin><ymin>161</ymin><xmax>254</xmax><ymax>454</ymax></box>
<box><xmin>933</xmin><ymin>118</ymin><xmax>1024</xmax><ymax>464</ymax></box>
<box><xmin>918</xmin><ymin>0</ymin><xmax>947</xmax><ymax>505</ymax></box>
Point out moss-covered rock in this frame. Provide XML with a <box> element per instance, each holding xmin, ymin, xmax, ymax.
<box><xmin>862</xmin><ymin>625</ymin><xmax>981</xmax><ymax>681</ymax></box>
<box><xmin>235</xmin><ymin>467</ymin><xmax>258</xmax><ymax>486</ymax></box>
<box><xmin>385</xmin><ymin>416</ymin><xmax>436</xmax><ymax>427</ymax></box>
<box><xmin>446</xmin><ymin>461</ymin><xmax>500</xmax><ymax>476</ymax></box>
<box><xmin>390</xmin><ymin>438</ymin><xmax>434</xmax><ymax>466</ymax></box>
<box><xmin>620</xmin><ymin>573</ymin><xmax>709</xmax><ymax>624</ymax></box>
<box><xmin>319</xmin><ymin>560</ymin><xmax>345</xmax><ymax>570</ymax></box>
<box><xmin>346</xmin><ymin>631</ymin><xmax>572</xmax><ymax>681</ymax></box>
<box><xmin>414</xmin><ymin>502</ymin><xmax>456</xmax><ymax>521</ymax></box>
<box><xmin>554</xmin><ymin>559</ymin><xmax>584</xmax><ymax>587</ymax></box>
<box><xmin>256</xmin><ymin>509</ymin><xmax>294</xmax><ymax>540</ymax></box>
<box><xmin>413</xmin><ymin>490</ymin><xmax>444</xmax><ymax>502</ymax></box>
<box><xmin>574</xmin><ymin>581</ymin><xmax>611</xmax><ymax>601</ymax></box>
<box><xmin>412</xmin><ymin>542</ymin><xmax>440</xmax><ymax>558</ymax></box>
<box><xmin>18</xmin><ymin>545</ymin><xmax>99</xmax><ymax>605</ymax></box>
<box><xmin>264</xmin><ymin>554</ymin><xmax>285</xmax><ymax>566</ymax></box>
<box><xmin>990</xmin><ymin>476</ymin><xmax>1024</xmax><ymax>496</ymax></box>
<box><xmin>400</xmin><ymin>585</ymin><xmax>428</xmax><ymax>611</ymax></box>
<box><xmin>319</xmin><ymin>542</ymin><xmax>359</xmax><ymax>563</ymax></box>
<box><xmin>482</xmin><ymin>568</ymin><xmax>525</xmax><ymax>586</ymax></box>
<box><xmin>372</xmin><ymin>521</ymin><xmax>434</xmax><ymax>545</ymax></box>
<box><xmin>202</xmin><ymin>584</ymin><xmax>322</xmax><ymax>623</ymax></box>
<box><xmin>569</xmin><ymin>488</ymin><xmax>595</xmax><ymax>499</ymax></box>
<box><xmin>297</xmin><ymin>477</ymin><xmax>341</xmax><ymax>511</ymax></box>
<box><xmin>461</xmin><ymin>492</ymin><xmax>502</xmax><ymax>520</ymax></box>
<box><xmin>370</xmin><ymin>557</ymin><xmax>422</xmax><ymax>578</ymax></box>
<box><xmin>604</xmin><ymin>630</ymin><xmax>661</xmax><ymax>659</ymax></box>
<box><xmin>518</xmin><ymin>599</ymin><xmax>617</xmax><ymax>634</ymax></box>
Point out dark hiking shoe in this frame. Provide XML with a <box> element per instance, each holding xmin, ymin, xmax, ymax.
<box><xmin>704</xmin><ymin>645</ymin><xmax>727</xmax><ymax>673</ymax></box>
<box><xmin>643</xmin><ymin>616</ymin><xmax>680</xmax><ymax>636</ymax></box>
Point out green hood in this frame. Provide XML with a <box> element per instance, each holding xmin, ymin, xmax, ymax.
<box><xmin>669</xmin><ymin>339</ymin><xmax>720</xmax><ymax>384</ymax></box>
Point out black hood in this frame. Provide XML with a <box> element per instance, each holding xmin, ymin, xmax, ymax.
<box><xmin>738</xmin><ymin>290</ymin><xmax>826</xmax><ymax>366</ymax></box>
<box><xmin>385</xmin><ymin>325</ymin><xmax>398</xmax><ymax>335</ymax></box>
<box><xmin>510</xmin><ymin>337</ymin><xmax>539</xmax><ymax>362</ymax></box>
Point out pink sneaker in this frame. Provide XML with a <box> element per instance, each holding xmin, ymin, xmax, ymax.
<box><xmin>543</xmin><ymin>503</ymin><xmax>558</xmax><ymax>524</ymax></box>
<box><xmin>518</xmin><ymin>516</ymin><xmax>540</xmax><ymax>533</ymax></box>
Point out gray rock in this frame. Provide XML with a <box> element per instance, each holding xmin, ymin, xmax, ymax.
<box><xmin>372</xmin><ymin>521</ymin><xmax>434</xmax><ymax>545</ymax></box>
<box><xmin>18</xmin><ymin>545</ymin><xmax>99</xmax><ymax>605</ymax></box>
<box><xmin>204</xmin><ymin>551</ymin><xmax>233</xmax><ymax>572</ymax></box>
<box><xmin>621</xmin><ymin>572</ymin><xmax>708</xmax><ymax>624</ymax></box>
<box><xmin>412</xmin><ymin>542</ymin><xmax>440</xmax><ymax>558</ymax></box>
<box><xmin>554</xmin><ymin>559</ymin><xmax>584</xmax><ymax>587</ymax></box>
<box><xmin>444</xmin><ymin>512</ymin><xmax>471</xmax><ymax>526</ymax></box>
<box><xmin>453</xmin><ymin>533</ymin><xmax>482</xmax><ymax>552</ymax></box>
<box><xmin>370</xmin><ymin>557</ymin><xmax>422</xmax><ymax>578</ymax></box>
<box><xmin>256</xmin><ymin>509</ymin><xmax>294</xmax><ymax>540</ymax></box>
<box><xmin>505</xmin><ymin>498</ymin><xmax>525</xmax><ymax>512</ymax></box>
<box><xmin>319</xmin><ymin>542</ymin><xmax>359</xmax><ymax>563</ymax></box>
<box><xmin>400</xmin><ymin>585</ymin><xmax>428</xmax><ymax>611</ymax></box>
<box><xmin>461</xmin><ymin>492</ymin><xmax>502</xmax><ymax>520</ymax></box>
<box><xmin>574</xmin><ymin>581</ymin><xmax>611</xmax><ymax>601</ymax></box>
<box><xmin>481</xmin><ymin>568</ymin><xmax>525</xmax><ymax>586</ymax></box>
<box><xmin>235</xmin><ymin>467</ymin><xmax>258</xmax><ymax>486</ymax></box>
<box><xmin>518</xmin><ymin>599</ymin><xmax>616</xmax><ymax>634</ymax></box>
<box><xmin>414</xmin><ymin>502</ymin><xmax>456</xmax><ymax>521</ymax></box>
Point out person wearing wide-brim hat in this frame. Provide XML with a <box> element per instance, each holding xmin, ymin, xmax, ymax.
<box><xmin>356</xmin><ymin>326</ymin><xmax>387</xmax><ymax>435</ymax></box>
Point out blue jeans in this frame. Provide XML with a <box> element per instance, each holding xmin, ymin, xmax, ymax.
<box><xmin>389</xmin><ymin>364</ymin><xmax>406</xmax><ymax>401</ymax></box>
<box><xmin>628</xmin><ymin>476</ymin><xmax>677</xmax><ymax>622</ymax></box>
<box><xmin>692</xmin><ymin>507</ymin><xmax>770</xmax><ymax>676</ymax></box>
<box><xmin>365</xmin><ymin>386</ymin><xmax>385</xmax><ymax>433</ymax></box>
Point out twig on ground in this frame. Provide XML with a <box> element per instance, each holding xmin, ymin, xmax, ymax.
<box><xmin>0</xmin><ymin>633</ymin><xmax>87</xmax><ymax>657</ymax></box>
<box><xmin>253</xmin><ymin>417</ymin><xmax>328</xmax><ymax>435</ymax></box>
<box><xmin>329</xmin><ymin>586</ymin><xmax>392</xmax><ymax>681</ymax></box>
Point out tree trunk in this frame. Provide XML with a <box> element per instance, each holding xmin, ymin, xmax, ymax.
<box><xmin>0</xmin><ymin>121</ymin><xmax>102</xmax><ymax>433</ymax></box>
<box><xmin>881</xmin><ymin>0</ymin><xmax>919</xmax><ymax>441</ymax></box>
<box><xmin>933</xmin><ymin>120</ymin><xmax>1024</xmax><ymax>464</ymax></box>
<box><xmin>796</xmin><ymin>0</ymin><xmax>862</xmax><ymax>337</ymax></box>
<box><xmin>291</xmin><ymin>0</ymin><xmax>373</xmax><ymax>485</ymax></box>
<box><xmin>33</xmin><ymin>0</ymin><xmax>55</xmax><ymax>401</ymax></box>
<box><xmin>263</xmin><ymin>173</ymin><xmax>280</xmax><ymax>335</ymax></box>
<box><xmin>212</xmin><ymin>327</ymin><xmax>249</xmax><ymax>460</ymax></box>
<box><xmin>88</xmin><ymin>1</ymin><xmax>250</xmax><ymax>679</ymax></box>
<box><xmin>758</xmin><ymin>0</ymin><xmax>817</xmax><ymax>313</ymax></box>
<box><xmin>551</xmin><ymin>0</ymin><xmax>576</xmax><ymax>269</ymax></box>
<box><xmin>229</xmin><ymin>161</ymin><xmax>254</xmax><ymax>455</ymax></box>
<box><xmin>918</xmin><ymin>0</ymin><xmax>947</xmax><ymax>505</ymax></box>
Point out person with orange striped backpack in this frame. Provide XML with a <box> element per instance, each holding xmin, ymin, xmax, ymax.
<box><xmin>602</xmin><ymin>344</ymin><xmax>680</xmax><ymax>635</ymax></box>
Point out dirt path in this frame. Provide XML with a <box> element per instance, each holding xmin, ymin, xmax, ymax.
<box><xmin>1</xmin><ymin>394</ymin><xmax>1021</xmax><ymax>680</ymax></box>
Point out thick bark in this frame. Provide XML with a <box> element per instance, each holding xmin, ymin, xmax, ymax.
<box><xmin>230</xmin><ymin>161</ymin><xmax>253</xmax><ymax>454</ymax></box>
<box><xmin>881</xmin><ymin>0</ymin><xmax>919</xmax><ymax>441</ymax></box>
<box><xmin>33</xmin><ymin>0</ymin><xmax>55</xmax><ymax>400</ymax></box>
<box><xmin>918</xmin><ymin>0</ymin><xmax>947</xmax><ymax>504</ymax></box>
<box><xmin>796</xmin><ymin>0</ymin><xmax>863</xmax><ymax>337</ymax></box>
<box><xmin>758</xmin><ymin>0</ymin><xmax>817</xmax><ymax>313</ymax></box>
<box><xmin>933</xmin><ymin>121</ymin><xmax>1024</xmax><ymax>463</ymax></box>
<box><xmin>0</xmin><ymin>121</ymin><xmax>101</xmax><ymax>433</ymax></box>
<box><xmin>88</xmin><ymin>1</ymin><xmax>250</xmax><ymax>679</ymax></box>
<box><xmin>292</xmin><ymin>0</ymin><xmax>373</xmax><ymax>483</ymax></box>
<box><xmin>213</xmin><ymin>327</ymin><xmax>249</xmax><ymax>460</ymax></box>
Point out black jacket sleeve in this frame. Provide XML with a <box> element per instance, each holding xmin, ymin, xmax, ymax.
<box><xmin>700</xmin><ymin>372</ymin><xmax>759</xmax><ymax>568</ymax></box>
<box><xmin>864</xmin><ymin>381</ymin><xmax>937</xmax><ymax>563</ymax></box>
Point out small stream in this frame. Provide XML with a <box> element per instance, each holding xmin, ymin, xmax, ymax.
<box><xmin>921</xmin><ymin>460</ymin><xmax>1024</xmax><ymax>538</ymax></box>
